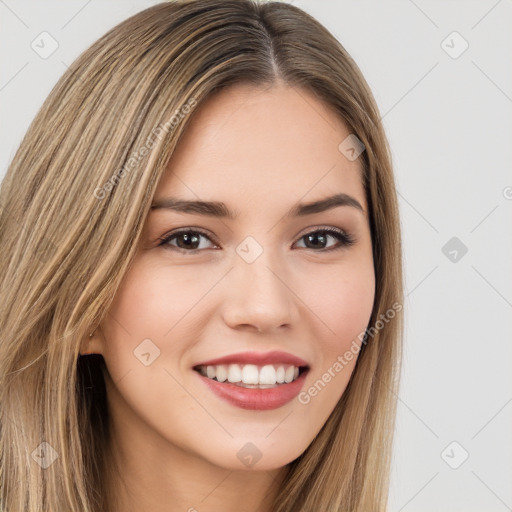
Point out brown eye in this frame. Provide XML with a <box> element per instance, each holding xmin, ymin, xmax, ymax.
<box><xmin>159</xmin><ymin>230</ymin><xmax>217</xmax><ymax>251</ymax></box>
<box><xmin>294</xmin><ymin>228</ymin><xmax>355</xmax><ymax>251</ymax></box>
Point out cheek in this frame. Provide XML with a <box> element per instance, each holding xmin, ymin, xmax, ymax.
<box><xmin>290</xmin><ymin>259</ymin><xmax>375</xmax><ymax>445</ymax></box>
<box><xmin>99</xmin><ymin>262</ymin><xmax>212</xmax><ymax>427</ymax></box>
<box><xmin>301</xmin><ymin>259</ymin><xmax>375</xmax><ymax>349</ymax></box>
<box><xmin>101</xmin><ymin>259</ymin><xmax>225</xmax><ymax>387</ymax></box>
<box><xmin>323</xmin><ymin>276</ymin><xmax>374</xmax><ymax>342</ymax></box>
<box><xmin>105</xmin><ymin>261</ymin><xmax>215</xmax><ymax>341</ymax></box>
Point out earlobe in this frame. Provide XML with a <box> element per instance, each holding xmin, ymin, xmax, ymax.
<box><xmin>79</xmin><ymin>328</ymin><xmax>103</xmax><ymax>356</ymax></box>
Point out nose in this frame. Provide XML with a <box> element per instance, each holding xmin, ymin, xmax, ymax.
<box><xmin>220</xmin><ymin>254</ymin><xmax>300</xmax><ymax>333</ymax></box>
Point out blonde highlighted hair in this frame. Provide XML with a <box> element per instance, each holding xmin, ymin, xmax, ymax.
<box><xmin>0</xmin><ymin>1</ymin><xmax>403</xmax><ymax>510</ymax></box>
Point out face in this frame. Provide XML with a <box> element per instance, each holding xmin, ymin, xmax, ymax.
<box><xmin>88</xmin><ymin>82</ymin><xmax>375</xmax><ymax>472</ymax></box>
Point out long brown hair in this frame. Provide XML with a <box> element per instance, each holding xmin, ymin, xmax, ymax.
<box><xmin>0</xmin><ymin>1</ymin><xmax>403</xmax><ymax>510</ymax></box>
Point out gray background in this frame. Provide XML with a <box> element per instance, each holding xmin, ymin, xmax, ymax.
<box><xmin>1</xmin><ymin>1</ymin><xmax>511</xmax><ymax>510</ymax></box>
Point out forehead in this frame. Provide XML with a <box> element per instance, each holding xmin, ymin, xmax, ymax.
<box><xmin>154</xmin><ymin>83</ymin><xmax>366</xmax><ymax>213</ymax></box>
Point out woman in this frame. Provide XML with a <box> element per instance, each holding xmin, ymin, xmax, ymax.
<box><xmin>0</xmin><ymin>1</ymin><xmax>403</xmax><ymax>510</ymax></box>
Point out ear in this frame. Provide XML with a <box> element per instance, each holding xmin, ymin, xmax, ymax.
<box><xmin>79</xmin><ymin>328</ymin><xmax>104</xmax><ymax>356</ymax></box>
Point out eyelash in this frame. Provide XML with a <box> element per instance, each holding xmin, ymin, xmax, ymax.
<box><xmin>158</xmin><ymin>226</ymin><xmax>355</xmax><ymax>253</ymax></box>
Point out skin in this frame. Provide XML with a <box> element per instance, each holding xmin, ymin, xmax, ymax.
<box><xmin>81</xmin><ymin>81</ymin><xmax>375</xmax><ymax>512</ymax></box>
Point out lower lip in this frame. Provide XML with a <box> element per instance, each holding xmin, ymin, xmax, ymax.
<box><xmin>195</xmin><ymin>369</ymin><xmax>309</xmax><ymax>410</ymax></box>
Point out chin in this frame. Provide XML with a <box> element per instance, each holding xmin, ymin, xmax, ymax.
<box><xmin>201</xmin><ymin>438</ymin><xmax>308</xmax><ymax>472</ymax></box>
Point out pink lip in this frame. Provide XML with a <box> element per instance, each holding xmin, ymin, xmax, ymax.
<box><xmin>195</xmin><ymin>369</ymin><xmax>310</xmax><ymax>410</ymax></box>
<box><xmin>193</xmin><ymin>350</ymin><xmax>309</xmax><ymax>368</ymax></box>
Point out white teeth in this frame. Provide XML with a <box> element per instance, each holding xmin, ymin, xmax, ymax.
<box><xmin>215</xmin><ymin>365</ymin><xmax>227</xmax><ymax>382</ymax></box>
<box><xmin>198</xmin><ymin>363</ymin><xmax>303</xmax><ymax>386</ymax></box>
<box><xmin>227</xmin><ymin>364</ymin><xmax>242</xmax><ymax>383</ymax></box>
<box><xmin>259</xmin><ymin>365</ymin><xmax>277</xmax><ymax>385</ymax></box>
<box><xmin>284</xmin><ymin>366</ymin><xmax>295</xmax><ymax>383</ymax></box>
<box><xmin>241</xmin><ymin>364</ymin><xmax>259</xmax><ymax>384</ymax></box>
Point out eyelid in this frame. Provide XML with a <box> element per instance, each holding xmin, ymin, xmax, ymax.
<box><xmin>295</xmin><ymin>224</ymin><xmax>349</xmax><ymax>240</ymax></box>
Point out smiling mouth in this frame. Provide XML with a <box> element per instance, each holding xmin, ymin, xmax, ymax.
<box><xmin>193</xmin><ymin>363</ymin><xmax>309</xmax><ymax>388</ymax></box>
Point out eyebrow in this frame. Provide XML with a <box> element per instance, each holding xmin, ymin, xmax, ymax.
<box><xmin>150</xmin><ymin>193</ymin><xmax>365</xmax><ymax>219</ymax></box>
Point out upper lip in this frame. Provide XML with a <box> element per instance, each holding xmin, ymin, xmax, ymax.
<box><xmin>193</xmin><ymin>351</ymin><xmax>309</xmax><ymax>368</ymax></box>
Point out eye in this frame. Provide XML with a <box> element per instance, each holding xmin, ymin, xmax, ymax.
<box><xmin>159</xmin><ymin>229</ymin><xmax>218</xmax><ymax>252</ymax></box>
<box><xmin>294</xmin><ymin>227</ymin><xmax>355</xmax><ymax>251</ymax></box>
